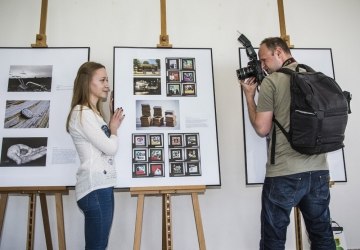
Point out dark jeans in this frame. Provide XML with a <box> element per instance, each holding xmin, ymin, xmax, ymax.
<box><xmin>77</xmin><ymin>187</ymin><xmax>114</xmax><ymax>250</ymax></box>
<box><xmin>260</xmin><ymin>170</ymin><xmax>336</xmax><ymax>250</ymax></box>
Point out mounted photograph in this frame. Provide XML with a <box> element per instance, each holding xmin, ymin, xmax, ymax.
<box><xmin>8</xmin><ymin>65</ymin><xmax>52</xmax><ymax>92</ymax></box>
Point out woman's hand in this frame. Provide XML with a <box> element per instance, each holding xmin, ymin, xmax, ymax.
<box><xmin>109</xmin><ymin>107</ymin><xmax>125</xmax><ymax>136</ymax></box>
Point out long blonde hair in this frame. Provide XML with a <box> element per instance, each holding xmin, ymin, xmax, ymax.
<box><xmin>66</xmin><ymin>61</ymin><xmax>105</xmax><ymax>132</ymax></box>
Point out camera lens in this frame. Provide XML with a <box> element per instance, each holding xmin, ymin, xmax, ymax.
<box><xmin>236</xmin><ymin>66</ymin><xmax>255</xmax><ymax>80</ymax></box>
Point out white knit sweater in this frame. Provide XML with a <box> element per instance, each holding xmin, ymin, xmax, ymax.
<box><xmin>68</xmin><ymin>105</ymin><xmax>118</xmax><ymax>200</ymax></box>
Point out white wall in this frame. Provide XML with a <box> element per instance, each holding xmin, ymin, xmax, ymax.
<box><xmin>1</xmin><ymin>0</ymin><xmax>360</xmax><ymax>249</ymax></box>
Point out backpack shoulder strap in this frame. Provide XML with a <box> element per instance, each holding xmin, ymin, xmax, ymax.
<box><xmin>270</xmin><ymin>117</ymin><xmax>290</xmax><ymax>164</ymax></box>
<box><xmin>296</xmin><ymin>64</ymin><xmax>315</xmax><ymax>72</ymax></box>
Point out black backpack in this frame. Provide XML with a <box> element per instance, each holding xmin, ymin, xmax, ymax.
<box><xmin>270</xmin><ymin>64</ymin><xmax>351</xmax><ymax>164</ymax></box>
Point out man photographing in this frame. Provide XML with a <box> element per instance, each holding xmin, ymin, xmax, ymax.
<box><xmin>240</xmin><ymin>37</ymin><xmax>336</xmax><ymax>250</ymax></box>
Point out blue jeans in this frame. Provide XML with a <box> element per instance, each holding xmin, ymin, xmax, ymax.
<box><xmin>77</xmin><ymin>187</ymin><xmax>114</xmax><ymax>250</ymax></box>
<box><xmin>260</xmin><ymin>170</ymin><xmax>335</xmax><ymax>250</ymax></box>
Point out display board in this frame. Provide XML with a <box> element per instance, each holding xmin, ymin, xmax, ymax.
<box><xmin>240</xmin><ymin>48</ymin><xmax>347</xmax><ymax>184</ymax></box>
<box><xmin>0</xmin><ymin>47</ymin><xmax>89</xmax><ymax>187</ymax></box>
<box><xmin>114</xmin><ymin>47</ymin><xmax>220</xmax><ymax>188</ymax></box>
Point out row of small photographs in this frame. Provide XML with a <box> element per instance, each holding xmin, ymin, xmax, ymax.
<box><xmin>8</xmin><ymin>65</ymin><xmax>53</xmax><ymax>92</ymax></box>
<box><xmin>4</xmin><ymin>100</ymin><xmax>50</xmax><ymax>129</ymax></box>
<box><xmin>133</xmin><ymin>162</ymin><xmax>164</xmax><ymax>178</ymax></box>
<box><xmin>133</xmin><ymin>58</ymin><xmax>196</xmax><ymax>76</ymax></box>
<box><xmin>133</xmin><ymin>148</ymin><xmax>164</xmax><ymax>162</ymax></box>
<box><xmin>170</xmin><ymin>161</ymin><xmax>201</xmax><ymax>177</ymax></box>
<box><xmin>167</xmin><ymin>83</ymin><xmax>196</xmax><ymax>97</ymax></box>
<box><xmin>169</xmin><ymin>133</ymin><xmax>199</xmax><ymax>148</ymax></box>
<box><xmin>166</xmin><ymin>71</ymin><xmax>196</xmax><ymax>83</ymax></box>
<box><xmin>133</xmin><ymin>133</ymin><xmax>164</xmax><ymax>148</ymax></box>
<box><xmin>0</xmin><ymin>137</ymin><xmax>47</xmax><ymax>167</ymax></box>
<box><xmin>166</xmin><ymin>58</ymin><xmax>195</xmax><ymax>71</ymax></box>
<box><xmin>169</xmin><ymin>148</ymin><xmax>200</xmax><ymax>161</ymax></box>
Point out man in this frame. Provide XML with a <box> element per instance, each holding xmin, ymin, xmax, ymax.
<box><xmin>240</xmin><ymin>37</ymin><xmax>335</xmax><ymax>250</ymax></box>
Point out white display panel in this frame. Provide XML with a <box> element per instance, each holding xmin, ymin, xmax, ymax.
<box><xmin>0</xmin><ymin>47</ymin><xmax>89</xmax><ymax>187</ymax></box>
<box><xmin>114</xmin><ymin>47</ymin><xmax>220</xmax><ymax>188</ymax></box>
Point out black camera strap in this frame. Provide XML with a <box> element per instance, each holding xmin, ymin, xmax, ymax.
<box><xmin>281</xmin><ymin>57</ymin><xmax>296</xmax><ymax>68</ymax></box>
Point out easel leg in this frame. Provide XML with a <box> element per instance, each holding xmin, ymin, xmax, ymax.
<box><xmin>55</xmin><ymin>193</ymin><xmax>66</xmax><ymax>250</ymax></box>
<box><xmin>162</xmin><ymin>194</ymin><xmax>172</xmax><ymax>250</ymax></box>
<box><xmin>0</xmin><ymin>193</ymin><xmax>9</xmax><ymax>240</ymax></box>
<box><xmin>191</xmin><ymin>193</ymin><xmax>206</xmax><ymax>250</ymax></box>
<box><xmin>39</xmin><ymin>193</ymin><xmax>53</xmax><ymax>250</ymax></box>
<box><xmin>27</xmin><ymin>193</ymin><xmax>37</xmax><ymax>250</ymax></box>
<box><xmin>133</xmin><ymin>194</ymin><xmax>144</xmax><ymax>250</ymax></box>
<box><xmin>294</xmin><ymin>207</ymin><xmax>303</xmax><ymax>250</ymax></box>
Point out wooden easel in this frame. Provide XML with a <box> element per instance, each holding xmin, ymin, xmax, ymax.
<box><xmin>130</xmin><ymin>185</ymin><xmax>206</xmax><ymax>250</ymax></box>
<box><xmin>277</xmin><ymin>1</ymin><xmax>301</xmax><ymax>249</ymax></box>
<box><xmin>0</xmin><ymin>187</ymin><xmax>68</xmax><ymax>250</ymax></box>
<box><xmin>31</xmin><ymin>0</ymin><xmax>48</xmax><ymax>48</ymax></box>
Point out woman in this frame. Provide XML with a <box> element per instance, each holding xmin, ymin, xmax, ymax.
<box><xmin>66</xmin><ymin>62</ymin><xmax>125</xmax><ymax>249</ymax></box>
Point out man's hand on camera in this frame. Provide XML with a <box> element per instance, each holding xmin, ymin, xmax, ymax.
<box><xmin>240</xmin><ymin>76</ymin><xmax>257</xmax><ymax>99</ymax></box>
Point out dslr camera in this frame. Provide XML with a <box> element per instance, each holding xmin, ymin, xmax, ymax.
<box><xmin>236</xmin><ymin>33</ymin><xmax>265</xmax><ymax>83</ymax></box>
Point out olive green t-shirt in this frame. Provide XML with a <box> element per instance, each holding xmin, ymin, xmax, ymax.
<box><xmin>257</xmin><ymin>63</ymin><xmax>328</xmax><ymax>177</ymax></box>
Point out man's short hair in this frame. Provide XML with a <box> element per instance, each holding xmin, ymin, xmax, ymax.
<box><xmin>260</xmin><ymin>37</ymin><xmax>291</xmax><ymax>54</ymax></box>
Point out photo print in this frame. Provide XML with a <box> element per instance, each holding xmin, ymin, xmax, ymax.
<box><xmin>169</xmin><ymin>134</ymin><xmax>183</xmax><ymax>147</ymax></box>
<box><xmin>182</xmin><ymin>83</ymin><xmax>196</xmax><ymax>96</ymax></box>
<box><xmin>4</xmin><ymin>100</ymin><xmax>50</xmax><ymax>128</ymax></box>
<box><xmin>170</xmin><ymin>162</ymin><xmax>185</xmax><ymax>177</ymax></box>
<box><xmin>133</xmin><ymin>163</ymin><xmax>148</xmax><ymax>177</ymax></box>
<box><xmin>167</xmin><ymin>83</ymin><xmax>181</xmax><ymax>96</ymax></box>
<box><xmin>149</xmin><ymin>148</ymin><xmax>163</xmax><ymax>162</ymax></box>
<box><xmin>133</xmin><ymin>59</ymin><xmax>160</xmax><ymax>76</ymax></box>
<box><xmin>0</xmin><ymin>137</ymin><xmax>48</xmax><ymax>167</ymax></box>
<box><xmin>133</xmin><ymin>77</ymin><xmax>161</xmax><ymax>95</ymax></box>
<box><xmin>167</xmin><ymin>70</ymin><xmax>180</xmax><ymax>82</ymax></box>
<box><xmin>149</xmin><ymin>163</ymin><xmax>164</xmax><ymax>177</ymax></box>
<box><xmin>149</xmin><ymin>134</ymin><xmax>163</xmax><ymax>147</ymax></box>
<box><xmin>136</xmin><ymin>100</ymin><xmax>180</xmax><ymax>130</ymax></box>
<box><xmin>169</xmin><ymin>148</ymin><xmax>183</xmax><ymax>161</ymax></box>
<box><xmin>166</xmin><ymin>58</ymin><xmax>180</xmax><ymax>70</ymax></box>
<box><xmin>181</xmin><ymin>58</ymin><xmax>195</xmax><ymax>70</ymax></box>
<box><xmin>186</xmin><ymin>162</ymin><xmax>201</xmax><ymax>176</ymax></box>
<box><xmin>8</xmin><ymin>65</ymin><xmax>52</xmax><ymax>92</ymax></box>
<box><xmin>181</xmin><ymin>71</ymin><xmax>196</xmax><ymax>83</ymax></box>
<box><xmin>185</xmin><ymin>148</ymin><xmax>200</xmax><ymax>161</ymax></box>
<box><xmin>133</xmin><ymin>134</ymin><xmax>147</xmax><ymax>147</ymax></box>
<box><xmin>133</xmin><ymin>149</ymin><xmax>147</xmax><ymax>162</ymax></box>
<box><xmin>185</xmin><ymin>134</ymin><xmax>199</xmax><ymax>147</ymax></box>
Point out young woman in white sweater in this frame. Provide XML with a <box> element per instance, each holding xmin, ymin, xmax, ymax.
<box><xmin>66</xmin><ymin>62</ymin><xmax>125</xmax><ymax>250</ymax></box>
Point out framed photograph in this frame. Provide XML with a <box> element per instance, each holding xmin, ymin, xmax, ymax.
<box><xmin>149</xmin><ymin>163</ymin><xmax>164</xmax><ymax>177</ymax></box>
<box><xmin>185</xmin><ymin>148</ymin><xmax>199</xmax><ymax>161</ymax></box>
<box><xmin>149</xmin><ymin>134</ymin><xmax>163</xmax><ymax>147</ymax></box>
<box><xmin>133</xmin><ymin>163</ymin><xmax>148</xmax><ymax>177</ymax></box>
<box><xmin>186</xmin><ymin>162</ymin><xmax>201</xmax><ymax>176</ymax></box>
<box><xmin>133</xmin><ymin>134</ymin><xmax>147</xmax><ymax>147</ymax></box>
<box><xmin>181</xmin><ymin>58</ymin><xmax>195</xmax><ymax>70</ymax></box>
<box><xmin>133</xmin><ymin>77</ymin><xmax>161</xmax><ymax>95</ymax></box>
<box><xmin>169</xmin><ymin>134</ymin><xmax>183</xmax><ymax>147</ymax></box>
<box><xmin>133</xmin><ymin>59</ymin><xmax>160</xmax><ymax>76</ymax></box>
<box><xmin>169</xmin><ymin>148</ymin><xmax>183</xmax><ymax>160</ymax></box>
<box><xmin>167</xmin><ymin>70</ymin><xmax>180</xmax><ymax>82</ymax></box>
<box><xmin>167</xmin><ymin>83</ymin><xmax>181</xmax><ymax>96</ymax></box>
<box><xmin>0</xmin><ymin>47</ymin><xmax>89</xmax><ymax>187</ymax></box>
<box><xmin>0</xmin><ymin>137</ymin><xmax>48</xmax><ymax>167</ymax></box>
<box><xmin>133</xmin><ymin>149</ymin><xmax>147</xmax><ymax>161</ymax></box>
<box><xmin>181</xmin><ymin>71</ymin><xmax>196</xmax><ymax>83</ymax></box>
<box><xmin>170</xmin><ymin>162</ymin><xmax>185</xmax><ymax>177</ymax></box>
<box><xmin>182</xmin><ymin>83</ymin><xmax>196</xmax><ymax>96</ymax></box>
<box><xmin>149</xmin><ymin>148</ymin><xmax>163</xmax><ymax>161</ymax></box>
<box><xmin>166</xmin><ymin>58</ymin><xmax>180</xmax><ymax>70</ymax></box>
<box><xmin>185</xmin><ymin>134</ymin><xmax>199</xmax><ymax>147</ymax></box>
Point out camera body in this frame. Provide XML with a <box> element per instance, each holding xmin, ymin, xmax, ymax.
<box><xmin>236</xmin><ymin>33</ymin><xmax>265</xmax><ymax>83</ymax></box>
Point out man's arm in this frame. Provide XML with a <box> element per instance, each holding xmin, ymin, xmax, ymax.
<box><xmin>240</xmin><ymin>77</ymin><xmax>273</xmax><ymax>137</ymax></box>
